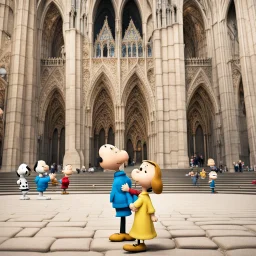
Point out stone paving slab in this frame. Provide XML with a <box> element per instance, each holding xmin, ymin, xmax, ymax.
<box><xmin>0</xmin><ymin>237</ymin><xmax>56</xmax><ymax>252</ymax></box>
<box><xmin>0</xmin><ymin>194</ymin><xmax>256</xmax><ymax>254</ymax></box>
<box><xmin>169</xmin><ymin>229</ymin><xmax>206</xmax><ymax>237</ymax></box>
<box><xmin>47</xmin><ymin>222</ymin><xmax>87</xmax><ymax>228</ymax></box>
<box><xmin>0</xmin><ymin>238</ymin><xmax>8</xmax><ymax>246</ymax></box>
<box><xmin>188</xmin><ymin>218</ymin><xmax>232</xmax><ymax>221</ymax></box>
<box><xmin>212</xmin><ymin>237</ymin><xmax>256</xmax><ymax>250</ymax></box>
<box><xmin>15</xmin><ymin>228</ymin><xmax>40</xmax><ymax>237</ymax></box>
<box><xmin>0</xmin><ymin>252</ymin><xmax>103</xmax><ymax>256</ymax></box>
<box><xmin>175</xmin><ymin>237</ymin><xmax>218</xmax><ymax>249</ymax></box>
<box><xmin>159</xmin><ymin>217</ymin><xmax>185</xmax><ymax>221</ymax></box>
<box><xmin>0</xmin><ymin>222</ymin><xmax>47</xmax><ymax>228</ymax></box>
<box><xmin>167</xmin><ymin>225</ymin><xmax>203</xmax><ymax>230</ymax></box>
<box><xmin>206</xmin><ymin>230</ymin><xmax>256</xmax><ymax>238</ymax></box>
<box><xmin>161</xmin><ymin>221</ymin><xmax>195</xmax><ymax>226</ymax></box>
<box><xmin>90</xmin><ymin>238</ymin><xmax>175</xmax><ymax>252</ymax></box>
<box><xmin>0</xmin><ymin>217</ymin><xmax>11</xmax><ymax>222</ymax></box>
<box><xmin>225</xmin><ymin>249</ymin><xmax>256</xmax><ymax>256</ymax></box>
<box><xmin>49</xmin><ymin>217</ymin><xmax>71</xmax><ymax>222</ymax></box>
<box><xmin>93</xmin><ymin>229</ymin><xmax>171</xmax><ymax>238</ymax></box>
<box><xmin>7</xmin><ymin>216</ymin><xmax>54</xmax><ymax>222</ymax></box>
<box><xmin>50</xmin><ymin>238</ymin><xmax>92</xmax><ymax>251</ymax></box>
<box><xmin>105</xmin><ymin>249</ymin><xmax>223</xmax><ymax>256</ymax></box>
<box><xmin>200</xmin><ymin>225</ymin><xmax>248</xmax><ymax>230</ymax></box>
<box><xmin>244</xmin><ymin>225</ymin><xmax>256</xmax><ymax>233</ymax></box>
<box><xmin>195</xmin><ymin>221</ymin><xmax>256</xmax><ymax>226</ymax></box>
<box><xmin>0</xmin><ymin>228</ymin><xmax>23</xmax><ymax>238</ymax></box>
<box><xmin>36</xmin><ymin>228</ymin><xmax>94</xmax><ymax>238</ymax></box>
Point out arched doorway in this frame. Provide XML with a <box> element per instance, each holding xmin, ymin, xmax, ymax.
<box><xmin>40</xmin><ymin>89</ymin><xmax>65</xmax><ymax>165</ymax></box>
<box><xmin>125</xmin><ymin>82</ymin><xmax>149</xmax><ymax>165</ymax></box>
<box><xmin>187</xmin><ymin>86</ymin><xmax>215</xmax><ymax>161</ymax></box>
<box><xmin>92</xmin><ymin>87</ymin><xmax>114</xmax><ymax>166</ymax></box>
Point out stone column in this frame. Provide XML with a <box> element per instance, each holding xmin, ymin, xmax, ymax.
<box><xmin>22</xmin><ymin>1</ymin><xmax>37</xmax><ymax>168</ymax></box>
<box><xmin>0</xmin><ymin>1</ymin><xmax>6</xmax><ymax>49</ymax></box>
<box><xmin>212</xmin><ymin>19</ymin><xmax>240</xmax><ymax>170</ymax></box>
<box><xmin>63</xmin><ymin>29</ymin><xmax>81</xmax><ymax>168</ymax></box>
<box><xmin>2</xmin><ymin>1</ymin><xmax>36</xmax><ymax>171</ymax></box>
<box><xmin>173</xmin><ymin>12</ymin><xmax>189</xmax><ymax>168</ymax></box>
<box><xmin>153</xmin><ymin>29</ymin><xmax>164</xmax><ymax>167</ymax></box>
<box><xmin>115</xmin><ymin>105</ymin><xmax>125</xmax><ymax>150</ymax></box>
<box><xmin>235</xmin><ymin>0</ymin><xmax>256</xmax><ymax>166</ymax></box>
<box><xmin>161</xmin><ymin>24</ymin><xmax>171</xmax><ymax>168</ymax></box>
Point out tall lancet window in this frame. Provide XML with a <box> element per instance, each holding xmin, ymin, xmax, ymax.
<box><xmin>94</xmin><ymin>17</ymin><xmax>115</xmax><ymax>58</ymax></box>
<box><xmin>122</xmin><ymin>19</ymin><xmax>143</xmax><ymax>58</ymax></box>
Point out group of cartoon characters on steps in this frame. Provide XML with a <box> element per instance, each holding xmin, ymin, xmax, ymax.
<box><xmin>16</xmin><ymin>161</ymin><xmax>74</xmax><ymax>200</ymax></box>
<box><xmin>16</xmin><ymin>144</ymin><xmax>218</xmax><ymax>252</ymax></box>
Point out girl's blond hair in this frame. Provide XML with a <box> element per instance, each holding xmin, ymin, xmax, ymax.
<box><xmin>143</xmin><ymin>160</ymin><xmax>163</xmax><ymax>194</ymax></box>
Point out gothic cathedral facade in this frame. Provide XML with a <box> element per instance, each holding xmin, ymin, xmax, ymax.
<box><xmin>0</xmin><ymin>0</ymin><xmax>255</xmax><ymax>171</ymax></box>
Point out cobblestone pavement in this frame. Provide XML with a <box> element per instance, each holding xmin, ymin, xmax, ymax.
<box><xmin>0</xmin><ymin>194</ymin><xmax>255</xmax><ymax>256</ymax></box>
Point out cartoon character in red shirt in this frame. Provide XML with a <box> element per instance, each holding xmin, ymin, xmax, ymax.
<box><xmin>60</xmin><ymin>164</ymin><xmax>74</xmax><ymax>194</ymax></box>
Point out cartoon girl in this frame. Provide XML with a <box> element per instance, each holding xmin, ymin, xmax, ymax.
<box><xmin>123</xmin><ymin>160</ymin><xmax>163</xmax><ymax>252</ymax></box>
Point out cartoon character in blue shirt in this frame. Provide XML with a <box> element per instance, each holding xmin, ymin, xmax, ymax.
<box><xmin>34</xmin><ymin>160</ymin><xmax>56</xmax><ymax>200</ymax></box>
<box><xmin>207</xmin><ymin>158</ymin><xmax>218</xmax><ymax>193</ymax></box>
<box><xmin>99</xmin><ymin>144</ymin><xmax>137</xmax><ymax>242</ymax></box>
<box><xmin>209</xmin><ymin>171</ymin><xmax>217</xmax><ymax>193</ymax></box>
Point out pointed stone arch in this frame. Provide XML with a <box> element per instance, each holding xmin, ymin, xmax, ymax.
<box><xmin>121</xmin><ymin>70</ymin><xmax>154</xmax><ymax>114</ymax></box>
<box><xmin>187</xmin><ymin>68</ymin><xmax>219</xmax><ymax>114</ymax></box>
<box><xmin>39</xmin><ymin>1</ymin><xmax>64</xmax><ymax>59</ymax></box>
<box><xmin>39</xmin><ymin>88</ymin><xmax>65</xmax><ymax>165</ymax></box>
<box><xmin>38</xmin><ymin>82</ymin><xmax>65</xmax><ymax>124</ymax></box>
<box><xmin>91</xmin><ymin>84</ymin><xmax>115</xmax><ymax>166</ymax></box>
<box><xmin>187</xmin><ymin>84</ymin><xmax>216</xmax><ymax>161</ymax></box>
<box><xmin>87</xmin><ymin>68</ymin><xmax>116</xmax><ymax>108</ymax></box>
<box><xmin>183</xmin><ymin>0</ymin><xmax>208</xmax><ymax>58</ymax></box>
<box><xmin>91</xmin><ymin>0</ymin><xmax>117</xmax><ymax>22</ymax></box>
<box><xmin>124</xmin><ymin>75</ymin><xmax>150</xmax><ymax>163</ymax></box>
<box><xmin>120</xmin><ymin>0</ymin><xmax>143</xmax><ymax>26</ymax></box>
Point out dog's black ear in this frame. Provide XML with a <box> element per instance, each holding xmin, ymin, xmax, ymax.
<box><xmin>16</xmin><ymin>171</ymin><xmax>20</xmax><ymax>177</ymax></box>
<box><xmin>26</xmin><ymin>166</ymin><xmax>31</xmax><ymax>172</ymax></box>
<box><xmin>34</xmin><ymin>162</ymin><xmax>38</xmax><ymax>172</ymax></box>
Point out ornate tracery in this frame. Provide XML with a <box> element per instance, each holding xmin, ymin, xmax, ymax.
<box><xmin>122</xmin><ymin>19</ymin><xmax>144</xmax><ymax>58</ymax></box>
<box><xmin>94</xmin><ymin>17</ymin><xmax>115</xmax><ymax>58</ymax></box>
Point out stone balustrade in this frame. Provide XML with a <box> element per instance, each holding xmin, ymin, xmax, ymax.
<box><xmin>41</xmin><ymin>58</ymin><xmax>65</xmax><ymax>66</ymax></box>
<box><xmin>185</xmin><ymin>58</ymin><xmax>212</xmax><ymax>66</ymax></box>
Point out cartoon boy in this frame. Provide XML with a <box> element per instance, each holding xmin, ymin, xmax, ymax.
<box><xmin>209</xmin><ymin>171</ymin><xmax>217</xmax><ymax>193</ymax></box>
<box><xmin>34</xmin><ymin>160</ymin><xmax>56</xmax><ymax>200</ymax></box>
<box><xmin>60</xmin><ymin>164</ymin><xmax>74</xmax><ymax>194</ymax></box>
<box><xmin>99</xmin><ymin>144</ymin><xmax>136</xmax><ymax>242</ymax></box>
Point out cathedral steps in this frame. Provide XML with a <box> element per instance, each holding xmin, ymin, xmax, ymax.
<box><xmin>0</xmin><ymin>168</ymin><xmax>255</xmax><ymax>195</ymax></box>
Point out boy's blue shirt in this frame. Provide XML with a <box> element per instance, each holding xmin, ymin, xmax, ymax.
<box><xmin>110</xmin><ymin>170</ymin><xmax>137</xmax><ymax>209</ymax></box>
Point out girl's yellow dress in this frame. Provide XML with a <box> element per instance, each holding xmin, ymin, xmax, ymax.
<box><xmin>129</xmin><ymin>191</ymin><xmax>157</xmax><ymax>240</ymax></box>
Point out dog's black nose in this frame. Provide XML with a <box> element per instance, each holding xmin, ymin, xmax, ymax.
<box><xmin>98</xmin><ymin>157</ymin><xmax>103</xmax><ymax>163</ymax></box>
